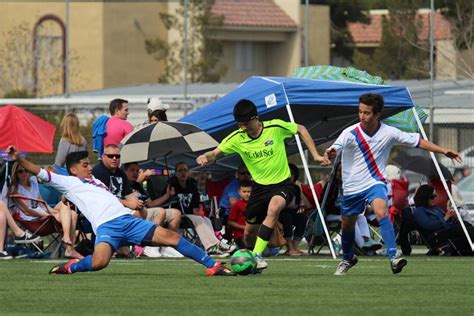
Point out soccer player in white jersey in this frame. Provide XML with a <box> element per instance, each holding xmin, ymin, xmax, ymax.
<box><xmin>325</xmin><ymin>93</ymin><xmax>461</xmax><ymax>275</ymax></box>
<box><xmin>7</xmin><ymin>146</ymin><xmax>235</xmax><ymax>276</ymax></box>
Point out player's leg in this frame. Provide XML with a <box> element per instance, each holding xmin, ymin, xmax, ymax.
<box><xmin>252</xmin><ymin>195</ymin><xmax>286</xmax><ymax>256</ymax></box>
<box><xmin>146</xmin><ymin>225</ymin><xmax>234</xmax><ymax>275</ymax></box>
<box><xmin>49</xmin><ymin>242</ymin><xmax>113</xmax><ymax>274</ymax></box>
<box><xmin>243</xmin><ymin>223</ymin><xmax>259</xmax><ymax>248</ymax></box>
<box><xmin>370</xmin><ymin>185</ymin><xmax>407</xmax><ymax>274</ymax></box>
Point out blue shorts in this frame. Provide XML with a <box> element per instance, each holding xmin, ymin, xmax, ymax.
<box><xmin>95</xmin><ymin>215</ymin><xmax>156</xmax><ymax>251</ymax></box>
<box><xmin>341</xmin><ymin>184</ymin><xmax>387</xmax><ymax>217</ymax></box>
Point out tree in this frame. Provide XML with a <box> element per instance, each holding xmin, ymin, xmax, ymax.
<box><xmin>144</xmin><ymin>0</ymin><xmax>226</xmax><ymax>83</ymax></box>
<box><xmin>438</xmin><ymin>0</ymin><xmax>473</xmax><ymax>79</ymax></box>
<box><xmin>353</xmin><ymin>0</ymin><xmax>430</xmax><ymax>79</ymax></box>
<box><xmin>0</xmin><ymin>22</ymin><xmax>82</xmax><ymax>97</ymax></box>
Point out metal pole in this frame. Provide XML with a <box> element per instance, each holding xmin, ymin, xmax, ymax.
<box><xmin>304</xmin><ymin>0</ymin><xmax>309</xmax><ymax>67</ymax></box>
<box><xmin>64</xmin><ymin>0</ymin><xmax>70</xmax><ymax>96</ymax></box>
<box><xmin>183</xmin><ymin>0</ymin><xmax>188</xmax><ymax>99</ymax></box>
<box><xmin>429</xmin><ymin>0</ymin><xmax>434</xmax><ymax>140</ymax></box>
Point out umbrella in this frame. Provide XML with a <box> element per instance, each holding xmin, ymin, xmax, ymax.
<box><xmin>292</xmin><ymin>65</ymin><xmax>428</xmax><ymax>132</ymax></box>
<box><xmin>119</xmin><ymin>121</ymin><xmax>219</xmax><ymax>164</ymax></box>
<box><xmin>0</xmin><ymin>104</ymin><xmax>56</xmax><ymax>153</ymax></box>
<box><xmin>393</xmin><ymin>151</ymin><xmax>453</xmax><ymax>181</ymax></box>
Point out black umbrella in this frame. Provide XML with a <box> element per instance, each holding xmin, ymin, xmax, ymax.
<box><xmin>119</xmin><ymin>122</ymin><xmax>218</xmax><ymax>164</ymax></box>
<box><xmin>393</xmin><ymin>152</ymin><xmax>453</xmax><ymax>181</ymax></box>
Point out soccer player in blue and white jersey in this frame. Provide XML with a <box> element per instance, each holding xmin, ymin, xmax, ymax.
<box><xmin>7</xmin><ymin>146</ymin><xmax>235</xmax><ymax>276</ymax></box>
<box><xmin>325</xmin><ymin>93</ymin><xmax>461</xmax><ymax>275</ymax></box>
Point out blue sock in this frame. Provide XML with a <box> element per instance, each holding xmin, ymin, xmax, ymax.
<box><xmin>70</xmin><ymin>255</ymin><xmax>93</xmax><ymax>273</ymax></box>
<box><xmin>341</xmin><ymin>229</ymin><xmax>355</xmax><ymax>261</ymax></box>
<box><xmin>378</xmin><ymin>216</ymin><xmax>397</xmax><ymax>260</ymax></box>
<box><xmin>175</xmin><ymin>236</ymin><xmax>216</xmax><ymax>268</ymax></box>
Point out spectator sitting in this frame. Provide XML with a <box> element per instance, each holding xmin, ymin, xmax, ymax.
<box><xmin>219</xmin><ymin>165</ymin><xmax>251</xmax><ymax>221</ymax></box>
<box><xmin>163</xmin><ymin>162</ymin><xmax>235</xmax><ymax>255</ymax></box>
<box><xmin>10</xmin><ymin>163</ymin><xmax>83</xmax><ymax>259</ymax></box>
<box><xmin>123</xmin><ymin>162</ymin><xmax>180</xmax><ymax>232</ymax></box>
<box><xmin>0</xmin><ymin>200</ymin><xmax>41</xmax><ymax>259</ymax></box>
<box><xmin>228</xmin><ymin>180</ymin><xmax>252</xmax><ymax>249</ymax></box>
<box><xmin>413</xmin><ymin>184</ymin><xmax>474</xmax><ymax>255</ymax></box>
<box><xmin>55</xmin><ymin>113</ymin><xmax>87</xmax><ymax>169</ymax></box>
<box><xmin>104</xmin><ymin>98</ymin><xmax>133</xmax><ymax>147</ymax></box>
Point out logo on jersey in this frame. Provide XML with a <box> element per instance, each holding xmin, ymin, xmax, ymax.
<box><xmin>244</xmin><ymin>148</ymin><xmax>274</xmax><ymax>159</ymax></box>
<box><xmin>264</xmin><ymin>139</ymin><xmax>274</xmax><ymax>146</ymax></box>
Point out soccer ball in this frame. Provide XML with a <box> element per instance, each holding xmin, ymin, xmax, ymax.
<box><xmin>230</xmin><ymin>250</ymin><xmax>257</xmax><ymax>275</ymax></box>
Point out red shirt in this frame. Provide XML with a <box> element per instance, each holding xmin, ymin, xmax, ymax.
<box><xmin>228</xmin><ymin>199</ymin><xmax>247</xmax><ymax>239</ymax></box>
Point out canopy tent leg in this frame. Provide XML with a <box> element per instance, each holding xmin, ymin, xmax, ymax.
<box><xmin>412</xmin><ymin>107</ymin><xmax>474</xmax><ymax>250</ymax></box>
<box><xmin>285</xmin><ymin>103</ymin><xmax>337</xmax><ymax>259</ymax></box>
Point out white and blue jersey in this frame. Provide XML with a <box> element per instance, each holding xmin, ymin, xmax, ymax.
<box><xmin>37</xmin><ymin>169</ymin><xmax>132</xmax><ymax>233</ymax></box>
<box><xmin>329</xmin><ymin>122</ymin><xmax>420</xmax><ymax>196</ymax></box>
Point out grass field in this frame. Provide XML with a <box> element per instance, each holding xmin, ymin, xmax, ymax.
<box><xmin>1</xmin><ymin>255</ymin><xmax>473</xmax><ymax>315</ymax></box>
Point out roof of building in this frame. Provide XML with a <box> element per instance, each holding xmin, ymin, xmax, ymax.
<box><xmin>349</xmin><ymin>10</ymin><xmax>452</xmax><ymax>44</ymax></box>
<box><xmin>211</xmin><ymin>0</ymin><xmax>297</xmax><ymax>29</ymax></box>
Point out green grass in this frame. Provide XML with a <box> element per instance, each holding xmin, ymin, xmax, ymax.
<box><xmin>1</xmin><ymin>255</ymin><xmax>473</xmax><ymax>315</ymax></box>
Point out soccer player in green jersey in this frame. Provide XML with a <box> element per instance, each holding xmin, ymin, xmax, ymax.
<box><xmin>197</xmin><ymin>99</ymin><xmax>329</xmax><ymax>271</ymax></box>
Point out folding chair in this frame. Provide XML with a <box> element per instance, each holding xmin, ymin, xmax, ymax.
<box><xmin>9</xmin><ymin>195</ymin><xmax>63</xmax><ymax>257</ymax></box>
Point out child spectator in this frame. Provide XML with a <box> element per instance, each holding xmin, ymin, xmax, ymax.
<box><xmin>228</xmin><ymin>180</ymin><xmax>252</xmax><ymax>249</ymax></box>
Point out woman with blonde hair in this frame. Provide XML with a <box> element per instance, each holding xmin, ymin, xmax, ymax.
<box><xmin>55</xmin><ymin>113</ymin><xmax>87</xmax><ymax>167</ymax></box>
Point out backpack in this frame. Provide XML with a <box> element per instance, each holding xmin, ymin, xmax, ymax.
<box><xmin>92</xmin><ymin>115</ymin><xmax>109</xmax><ymax>158</ymax></box>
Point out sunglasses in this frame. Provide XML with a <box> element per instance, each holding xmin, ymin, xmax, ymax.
<box><xmin>17</xmin><ymin>169</ymin><xmax>27</xmax><ymax>174</ymax></box>
<box><xmin>105</xmin><ymin>154</ymin><xmax>121</xmax><ymax>159</ymax></box>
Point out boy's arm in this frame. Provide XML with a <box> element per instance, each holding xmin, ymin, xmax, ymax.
<box><xmin>196</xmin><ymin>147</ymin><xmax>222</xmax><ymax>166</ymax></box>
<box><xmin>296</xmin><ymin>124</ymin><xmax>330</xmax><ymax>165</ymax></box>
<box><xmin>8</xmin><ymin>146</ymin><xmax>41</xmax><ymax>175</ymax></box>
<box><xmin>418</xmin><ymin>139</ymin><xmax>462</xmax><ymax>163</ymax></box>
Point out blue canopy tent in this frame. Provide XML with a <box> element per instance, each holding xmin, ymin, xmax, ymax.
<box><xmin>179</xmin><ymin>76</ymin><xmax>416</xmax><ymax>259</ymax></box>
<box><xmin>180</xmin><ymin>76</ymin><xmax>414</xmax><ymax>143</ymax></box>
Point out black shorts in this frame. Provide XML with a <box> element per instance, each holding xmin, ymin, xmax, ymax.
<box><xmin>245</xmin><ymin>179</ymin><xmax>299</xmax><ymax>225</ymax></box>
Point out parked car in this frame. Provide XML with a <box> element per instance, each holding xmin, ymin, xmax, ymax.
<box><xmin>457</xmin><ymin>174</ymin><xmax>474</xmax><ymax>220</ymax></box>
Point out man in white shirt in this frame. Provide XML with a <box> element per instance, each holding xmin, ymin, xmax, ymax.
<box><xmin>7</xmin><ymin>146</ymin><xmax>234</xmax><ymax>276</ymax></box>
<box><xmin>325</xmin><ymin>93</ymin><xmax>461</xmax><ymax>276</ymax></box>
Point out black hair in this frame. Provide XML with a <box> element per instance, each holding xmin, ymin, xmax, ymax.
<box><xmin>109</xmin><ymin>98</ymin><xmax>128</xmax><ymax>115</ymax></box>
<box><xmin>288</xmin><ymin>163</ymin><xmax>300</xmax><ymax>182</ymax></box>
<box><xmin>65</xmin><ymin>151</ymin><xmax>89</xmax><ymax>175</ymax></box>
<box><xmin>414</xmin><ymin>184</ymin><xmax>435</xmax><ymax>208</ymax></box>
<box><xmin>122</xmin><ymin>162</ymin><xmax>138</xmax><ymax>171</ymax></box>
<box><xmin>149</xmin><ymin>109</ymin><xmax>168</xmax><ymax>122</ymax></box>
<box><xmin>233</xmin><ymin>99</ymin><xmax>258</xmax><ymax>122</ymax></box>
<box><xmin>239</xmin><ymin>180</ymin><xmax>253</xmax><ymax>189</ymax></box>
<box><xmin>359</xmin><ymin>93</ymin><xmax>384</xmax><ymax>114</ymax></box>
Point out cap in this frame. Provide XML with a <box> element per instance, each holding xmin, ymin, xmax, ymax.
<box><xmin>147</xmin><ymin>97</ymin><xmax>169</xmax><ymax>112</ymax></box>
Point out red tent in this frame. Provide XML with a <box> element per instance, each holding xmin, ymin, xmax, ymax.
<box><xmin>0</xmin><ymin>104</ymin><xmax>56</xmax><ymax>153</ymax></box>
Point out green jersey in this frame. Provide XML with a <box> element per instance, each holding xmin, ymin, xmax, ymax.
<box><xmin>218</xmin><ymin>119</ymin><xmax>297</xmax><ymax>185</ymax></box>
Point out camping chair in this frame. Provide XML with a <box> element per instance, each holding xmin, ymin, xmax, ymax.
<box><xmin>8</xmin><ymin>194</ymin><xmax>63</xmax><ymax>257</ymax></box>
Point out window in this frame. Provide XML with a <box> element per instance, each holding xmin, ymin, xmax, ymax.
<box><xmin>235</xmin><ymin>42</ymin><xmax>256</xmax><ymax>71</ymax></box>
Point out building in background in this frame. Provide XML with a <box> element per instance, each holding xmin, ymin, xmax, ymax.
<box><xmin>0</xmin><ymin>1</ymin><xmax>330</xmax><ymax>97</ymax></box>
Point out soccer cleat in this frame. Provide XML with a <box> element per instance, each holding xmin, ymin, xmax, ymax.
<box><xmin>206</xmin><ymin>262</ymin><xmax>236</xmax><ymax>276</ymax></box>
<box><xmin>254</xmin><ymin>253</ymin><xmax>268</xmax><ymax>272</ymax></box>
<box><xmin>391</xmin><ymin>257</ymin><xmax>407</xmax><ymax>274</ymax></box>
<box><xmin>49</xmin><ymin>259</ymin><xmax>80</xmax><ymax>274</ymax></box>
<box><xmin>13</xmin><ymin>231</ymin><xmax>41</xmax><ymax>244</ymax></box>
<box><xmin>334</xmin><ymin>255</ymin><xmax>358</xmax><ymax>276</ymax></box>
